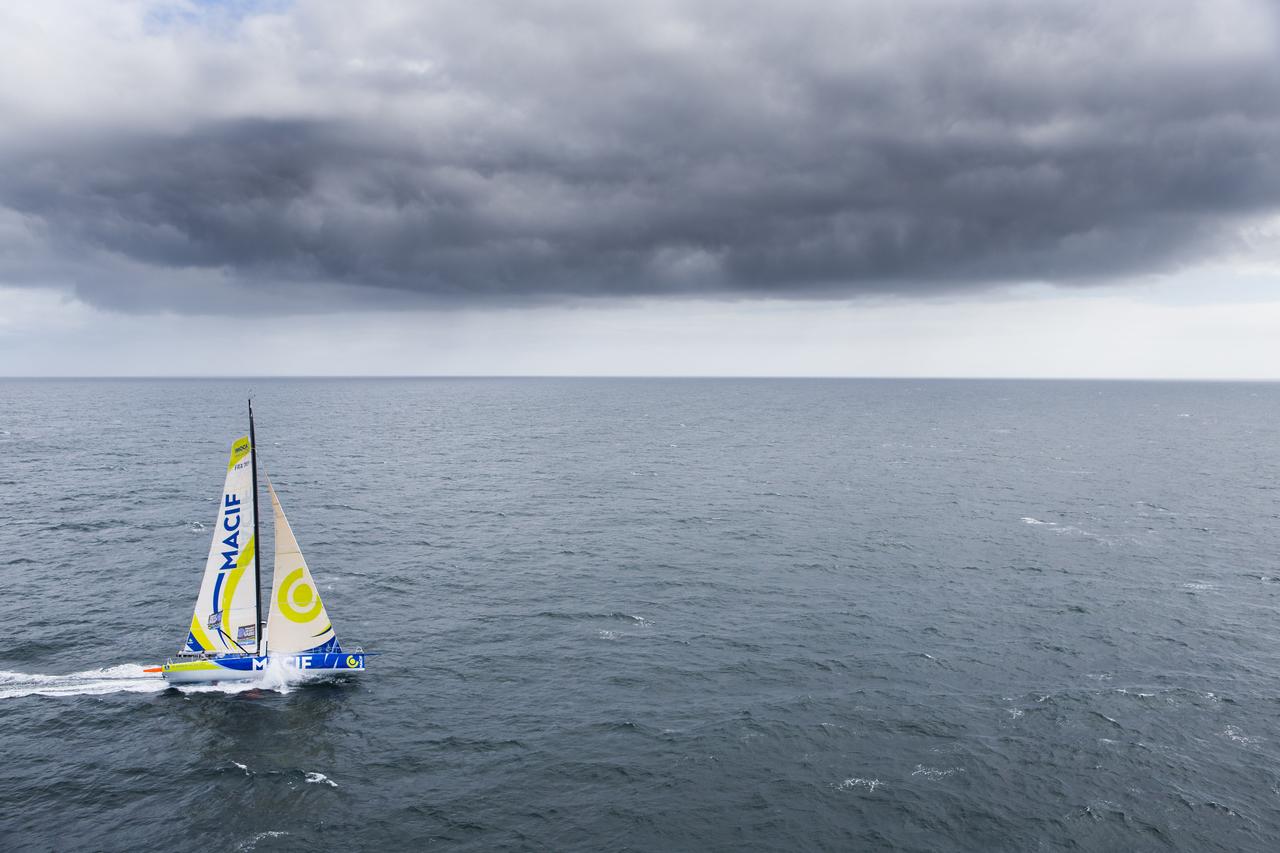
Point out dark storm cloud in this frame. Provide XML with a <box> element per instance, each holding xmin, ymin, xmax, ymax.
<box><xmin>1</xmin><ymin>0</ymin><xmax>1278</xmax><ymax>312</ymax></box>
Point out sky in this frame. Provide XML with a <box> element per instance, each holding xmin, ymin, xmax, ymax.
<box><xmin>1</xmin><ymin>0</ymin><xmax>1278</xmax><ymax>377</ymax></box>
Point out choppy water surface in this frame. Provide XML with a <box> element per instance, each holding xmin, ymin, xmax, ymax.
<box><xmin>2</xmin><ymin>378</ymin><xmax>1280</xmax><ymax>851</ymax></box>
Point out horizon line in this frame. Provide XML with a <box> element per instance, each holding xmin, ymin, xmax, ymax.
<box><xmin>1</xmin><ymin>374</ymin><xmax>1278</xmax><ymax>383</ymax></box>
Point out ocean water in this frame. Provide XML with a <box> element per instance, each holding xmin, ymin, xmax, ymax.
<box><xmin>2</xmin><ymin>378</ymin><xmax>1280</xmax><ymax>852</ymax></box>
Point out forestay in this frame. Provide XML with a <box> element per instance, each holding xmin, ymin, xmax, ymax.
<box><xmin>264</xmin><ymin>477</ymin><xmax>338</xmax><ymax>654</ymax></box>
<box><xmin>182</xmin><ymin>436</ymin><xmax>260</xmax><ymax>655</ymax></box>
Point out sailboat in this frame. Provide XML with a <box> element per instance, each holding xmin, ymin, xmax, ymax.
<box><xmin>156</xmin><ymin>402</ymin><xmax>366</xmax><ymax>684</ymax></box>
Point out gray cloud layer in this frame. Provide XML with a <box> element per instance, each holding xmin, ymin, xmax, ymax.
<box><xmin>1</xmin><ymin>0</ymin><xmax>1278</xmax><ymax>312</ymax></box>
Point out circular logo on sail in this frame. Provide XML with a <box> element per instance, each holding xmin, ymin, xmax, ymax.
<box><xmin>277</xmin><ymin>567</ymin><xmax>322</xmax><ymax>622</ymax></box>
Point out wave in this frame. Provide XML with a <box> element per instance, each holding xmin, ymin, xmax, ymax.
<box><xmin>236</xmin><ymin>831</ymin><xmax>289</xmax><ymax>851</ymax></box>
<box><xmin>1222</xmin><ymin>725</ymin><xmax>1252</xmax><ymax>745</ymax></box>
<box><xmin>534</xmin><ymin>611</ymin><xmax>650</xmax><ymax>624</ymax></box>
<box><xmin>1020</xmin><ymin>516</ymin><xmax>1112</xmax><ymax>544</ymax></box>
<box><xmin>911</xmin><ymin>765</ymin><xmax>964</xmax><ymax>779</ymax></box>
<box><xmin>304</xmin><ymin>771</ymin><xmax>338</xmax><ymax>787</ymax></box>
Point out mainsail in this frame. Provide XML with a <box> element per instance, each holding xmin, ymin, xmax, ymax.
<box><xmin>264</xmin><ymin>477</ymin><xmax>338</xmax><ymax>654</ymax></box>
<box><xmin>181</xmin><ymin>436</ymin><xmax>260</xmax><ymax>654</ymax></box>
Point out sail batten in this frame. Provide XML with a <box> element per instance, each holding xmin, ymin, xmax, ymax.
<box><xmin>264</xmin><ymin>476</ymin><xmax>338</xmax><ymax>654</ymax></box>
<box><xmin>181</xmin><ymin>437</ymin><xmax>260</xmax><ymax>655</ymax></box>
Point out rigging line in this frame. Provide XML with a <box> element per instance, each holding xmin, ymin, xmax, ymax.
<box><xmin>212</xmin><ymin>622</ymin><xmax>253</xmax><ymax>656</ymax></box>
<box><xmin>249</xmin><ymin>398</ymin><xmax>263</xmax><ymax>656</ymax></box>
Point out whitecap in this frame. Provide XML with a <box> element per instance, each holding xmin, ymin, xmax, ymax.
<box><xmin>236</xmin><ymin>831</ymin><xmax>288</xmax><ymax>851</ymax></box>
<box><xmin>1223</xmin><ymin>726</ymin><xmax>1252</xmax><ymax>744</ymax></box>
<box><xmin>911</xmin><ymin>765</ymin><xmax>963</xmax><ymax>779</ymax></box>
<box><xmin>305</xmin><ymin>771</ymin><xmax>338</xmax><ymax>787</ymax></box>
<box><xmin>836</xmin><ymin>777</ymin><xmax>881</xmax><ymax>792</ymax></box>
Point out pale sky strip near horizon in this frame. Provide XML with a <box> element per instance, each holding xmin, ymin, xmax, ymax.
<box><xmin>0</xmin><ymin>0</ymin><xmax>1278</xmax><ymax>377</ymax></box>
<box><xmin>4</xmin><ymin>271</ymin><xmax>1279</xmax><ymax>379</ymax></box>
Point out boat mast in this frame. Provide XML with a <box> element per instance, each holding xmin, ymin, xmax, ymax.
<box><xmin>249</xmin><ymin>398</ymin><xmax>263</xmax><ymax>655</ymax></box>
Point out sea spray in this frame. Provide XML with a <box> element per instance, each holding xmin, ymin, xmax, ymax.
<box><xmin>257</xmin><ymin>655</ymin><xmax>307</xmax><ymax>693</ymax></box>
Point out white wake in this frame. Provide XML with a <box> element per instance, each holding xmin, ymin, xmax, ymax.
<box><xmin>0</xmin><ymin>664</ymin><xmax>168</xmax><ymax>699</ymax></box>
<box><xmin>0</xmin><ymin>662</ymin><xmax>312</xmax><ymax>699</ymax></box>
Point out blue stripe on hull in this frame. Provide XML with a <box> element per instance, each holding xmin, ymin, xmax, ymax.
<box><xmin>162</xmin><ymin>652</ymin><xmax>366</xmax><ymax>683</ymax></box>
<box><xmin>289</xmin><ymin>652</ymin><xmax>366</xmax><ymax>672</ymax></box>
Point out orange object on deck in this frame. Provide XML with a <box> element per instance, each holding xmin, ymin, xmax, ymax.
<box><xmin>142</xmin><ymin>666</ymin><xmax>163</xmax><ymax>673</ymax></box>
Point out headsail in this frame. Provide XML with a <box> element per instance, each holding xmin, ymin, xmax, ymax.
<box><xmin>264</xmin><ymin>476</ymin><xmax>339</xmax><ymax>654</ymax></box>
<box><xmin>181</xmin><ymin>436</ymin><xmax>260</xmax><ymax>655</ymax></box>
